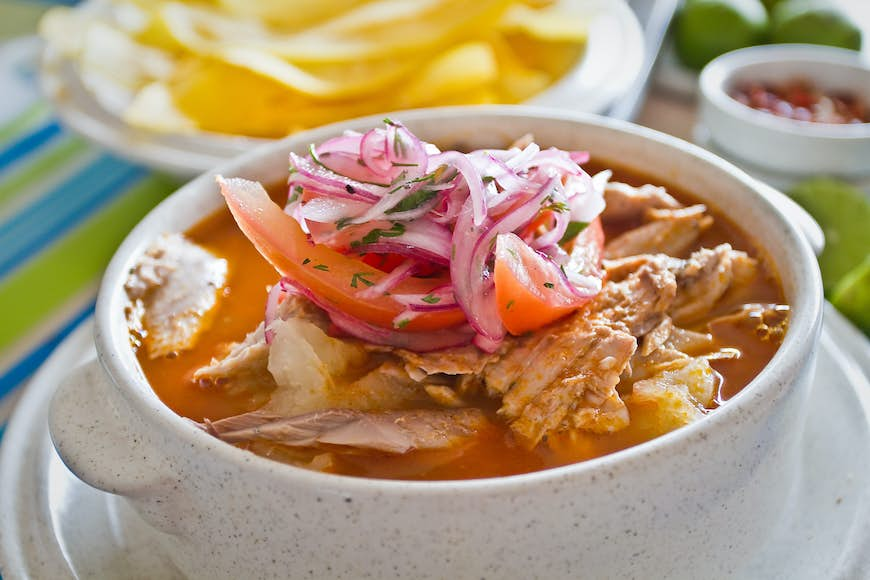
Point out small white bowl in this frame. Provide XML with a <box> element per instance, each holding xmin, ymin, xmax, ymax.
<box><xmin>48</xmin><ymin>106</ymin><xmax>823</xmax><ymax>579</ymax></box>
<box><xmin>698</xmin><ymin>44</ymin><xmax>870</xmax><ymax>183</ymax></box>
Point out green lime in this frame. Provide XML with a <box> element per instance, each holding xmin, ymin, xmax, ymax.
<box><xmin>761</xmin><ymin>0</ymin><xmax>787</xmax><ymax>12</ymax></box>
<box><xmin>771</xmin><ymin>0</ymin><xmax>862</xmax><ymax>50</ymax></box>
<box><xmin>788</xmin><ymin>178</ymin><xmax>870</xmax><ymax>295</ymax></box>
<box><xmin>675</xmin><ymin>0</ymin><xmax>769</xmax><ymax>70</ymax></box>
<box><xmin>831</xmin><ymin>255</ymin><xmax>870</xmax><ymax>335</ymax></box>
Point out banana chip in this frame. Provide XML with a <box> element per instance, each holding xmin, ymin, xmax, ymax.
<box><xmin>40</xmin><ymin>0</ymin><xmax>590</xmax><ymax>138</ymax></box>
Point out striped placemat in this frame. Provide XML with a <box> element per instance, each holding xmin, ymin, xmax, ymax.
<box><xmin>0</xmin><ymin>35</ymin><xmax>180</xmax><ymax>435</ymax></box>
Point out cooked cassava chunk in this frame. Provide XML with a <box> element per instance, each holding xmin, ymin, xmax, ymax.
<box><xmin>125</xmin><ymin>234</ymin><xmax>227</xmax><ymax>358</ymax></box>
<box><xmin>623</xmin><ymin>358</ymin><xmax>717</xmax><ymax>437</ymax></box>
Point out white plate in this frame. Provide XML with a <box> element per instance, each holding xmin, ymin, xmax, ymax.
<box><xmin>0</xmin><ymin>305</ymin><xmax>868</xmax><ymax>579</ymax></box>
<box><xmin>39</xmin><ymin>0</ymin><xmax>644</xmax><ymax>176</ymax></box>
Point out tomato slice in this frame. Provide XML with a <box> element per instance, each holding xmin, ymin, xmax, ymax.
<box><xmin>218</xmin><ymin>177</ymin><xmax>465</xmax><ymax>331</ymax></box>
<box><xmin>494</xmin><ymin>219</ymin><xmax>604</xmax><ymax>335</ymax></box>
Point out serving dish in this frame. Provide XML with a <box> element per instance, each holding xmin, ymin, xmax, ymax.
<box><xmin>697</xmin><ymin>44</ymin><xmax>870</xmax><ymax>186</ymax></box>
<box><xmin>4</xmin><ymin>305</ymin><xmax>869</xmax><ymax>579</ymax></box>
<box><xmin>39</xmin><ymin>0</ymin><xmax>644</xmax><ymax>177</ymax></box>
<box><xmin>38</xmin><ymin>106</ymin><xmax>827</xmax><ymax>578</ymax></box>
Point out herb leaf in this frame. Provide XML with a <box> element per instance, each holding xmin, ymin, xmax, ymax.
<box><xmin>421</xmin><ymin>294</ymin><xmax>441</xmax><ymax>304</ymax></box>
<box><xmin>543</xmin><ymin>282</ymin><xmax>554</xmax><ymax>289</ymax></box>
<box><xmin>559</xmin><ymin>221</ymin><xmax>589</xmax><ymax>245</ymax></box>
<box><xmin>313</xmin><ymin>264</ymin><xmax>330</xmax><ymax>272</ymax></box>
<box><xmin>350</xmin><ymin>272</ymin><xmax>375</xmax><ymax>288</ymax></box>
<box><xmin>386</xmin><ymin>189</ymin><xmax>438</xmax><ymax>214</ymax></box>
<box><xmin>288</xmin><ymin>185</ymin><xmax>303</xmax><ymax>204</ymax></box>
<box><xmin>360</xmin><ymin>222</ymin><xmax>406</xmax><ymax>245</ymax></box>
<box><xmin>543</xmin><ymin>201</ymin><xmax>569</xmax><ymax>213</ymax></box>
<box><xmin>302</xmin><ymin>258</ymin><xmax>311</xmax><ymax>265</ymax></box>
<box><xmin>506</xmin><ymin>300</ymin><xmax>515</xmax><ymax>311</ymax></box>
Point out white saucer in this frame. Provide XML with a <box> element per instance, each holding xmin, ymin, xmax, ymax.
<box><xmin>0</xmin><ymin>306</ymin><xmax>868</xmax><ymax>579</ymax></box>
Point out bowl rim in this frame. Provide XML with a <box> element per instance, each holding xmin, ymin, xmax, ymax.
<box><xmin>94</xmin><ymin>105</ymin><xmax>823</xmax><ymax>495</ymax></box>
<box><xmin>699</xmin><ymin>43</ymin><xmax>870</xmax><ymax>139</ymax></box>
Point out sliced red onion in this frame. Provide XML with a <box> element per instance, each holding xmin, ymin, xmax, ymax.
<box><xmin>258</xmin><ymin>120</ymin><xmax>608</xmax><ymax>352</ymax></box>
<box><xmin>505</xmin><ymin>142</ymin><xmax>540</xmax><ymax>171</ymax></box>
<box><xmin>356</xmin><ymin>260</ymin><xmax>418</xmax><ymax>299</ymax></box>
<box><xmin>386</xmin><ymin>121</ymin><xmax>427</xmax><ymax>181</ymax></box>
<box><xmin>289</xmin><ymin>153</ymin><xmax>381</xmax><ymax>201</ymax></box>
<box><xmin>565</xmin><ymin>171</ymin><xmax>605</xmax><ymax>224</ymax></box>
<box><xmin>530</xmin><ymin>204</ymin><xmax>570</xmax><ymax>250</ymax></box>
<box><xmin>351</xmin><ymin>218</ymin><xmax>452</xmax><ymax>264</ymax></box>
<box><xmin>350</xmin><ymin>242</ymin><xmax>449</xmax><ymax>266</ymax></box>
<box><xmin>315</xmin><ymin>150</ymin><xmax>392</xmax><ymax>186</ymax></box>
<box><xmin>316</xmin><ymin>133</ymin><xmax>362</xmax><ymax>156</ymax></box>
<box><xmin>451</xmin><ymin>176</ymin><xmax>558</xmax><ymax>340</ymax></box>
<box><xmin>529</xmin><ymin>148</ymin><xmax>584</xmax><ymax>176</ymax></box>
<box><xmin>348</xmin><ymin>178</ymin><xmax>430</xmax><ymax>224</ymax></box>
<box><xmin>299</xmin><ymin>196</ymin><xmax>369</xmax><ymax>223</ymax></box>
<box><xmin>285</xmin><ymin>279</ymin><xmax>473</xmax><ymax>351</ymax></box>
<box><xmin>429</xmin><ymin>151</ymin><xmax>486</xmax><ymax>226</ymax></box>
<box><xmin>473</xmin><ymin>332</ymin><xmax>502</xmax><ymax>353</ymax></box>
<box><xmin>392</xmin><ymin>287</ymin><xmax>458</xmax><ymax>311</ymax></box>
<box><xmin>360</xmin><ymin>128</ymin><xmax>392</xmax><ymax>177</ymax></box>
<box><xmin>570</xmin><ymin>151</ymin><xmax>590</xmax><ymax>164</ymax></box>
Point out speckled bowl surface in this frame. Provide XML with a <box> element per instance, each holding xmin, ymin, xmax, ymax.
<box><xmin>49</xmin><ymin>106</ymin><xmax>823</xmax><ymax>579</ymax></box>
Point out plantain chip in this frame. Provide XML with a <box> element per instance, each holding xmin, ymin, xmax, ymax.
<box><xmin>41</xmin><ymin>0</ymin><xmax>590</xmax><ymax>138</ymax></box>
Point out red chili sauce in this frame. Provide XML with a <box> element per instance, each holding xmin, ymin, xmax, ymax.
<box><xmin>730</xmin><ymin>78</ymin><xmax>868</xmax><ymax>125</ymax></box>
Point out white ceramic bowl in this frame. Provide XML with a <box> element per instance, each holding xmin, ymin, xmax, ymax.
<box><xmin>49</xmin><ymin>106</ymin><xmax>823</xmax><ymax>579</ymax></box>
<box><xmin>40</xmin><ymin>0</ymin><xmax>643</xmax><ymax>177</ymax></box>
<box><xmin>698</xmin><ymin>44</ymin><xmax>870</xmax><ymax>184</ymax></box>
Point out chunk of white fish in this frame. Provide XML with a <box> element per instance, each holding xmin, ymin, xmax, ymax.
<box><xmin>126</xmin><ymin>233</ymin><xmax>228</xmax><ymax>358</ymax></box>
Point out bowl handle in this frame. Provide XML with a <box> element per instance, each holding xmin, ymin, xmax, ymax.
<box><xmin>757</xmin><ymin>180</ymin><xmax>825</xmax><ymax>257</ymax></box>
<box><xmin>49</xmin><ymin>357</ymin><xmax>173</xmax><ymax>497</ymax></box>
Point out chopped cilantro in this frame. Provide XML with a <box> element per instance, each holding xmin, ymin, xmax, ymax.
<box><xmin>360</xmin><ymin>222</ymin><xmax>406</xmax><ymax>245</ymax></box>
<box><xmin>559</xmin><ymin>221</ymin><xmax>589</xmax><ymax>245</ymax></box>
<box><xmin>386</xmin><ymin>189</ymin><xmax>437</xmax><ymax>214</ymax></box>
<box><xmin>396</xmin><ymin>318</ymin><xmax>411</xmax><ymax>329</ymax></box>
<box><xmin>506</xmin><ymin>300</ymin><xmax>515</xmax><ymax>311</ymax></box>
<box><xmin>421</xmin><ymin>294</ymin><xmax>441</xmax><ymax>304</ymax></box>
<box><xmin>313</xmin><ymin>264</ymin><xmax>330</xmax><ymax>272</ymax></box>
<box><xmin>335</xmin><ymin>217</ymin><xmax>353</xmax><ymax>230</ymax></box>
<box><xmin>544</xmin><ymin>282</ymin><xmax>555</xmax><ymax>289</ymax></box>
<box><xmin>350</xmin><ymin>272</ymin><xmax>375</xmax><ymax>288</ymax></box>
<box><xmin>302</xmin><ymin>258</ymin><xmax>311</xmax><ymax>265</ymax></box>
<box><xmin>308</xmin><ymin>143</ymin><xmax>328</xmax><ymax>170</ymax></box>
<box><xmin>543</xmin><ymin>201</ymin><xmax>569</xmax><ymax>213</ymax></box>
<box><xmin>482</xmin><ymin>175</ymin><xmax>495</xmax><ymax>184</ymax></box>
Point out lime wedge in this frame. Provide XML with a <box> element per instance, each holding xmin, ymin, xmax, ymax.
<box><xmin>831</xmin><ymin>255</ymin><xmax>870</xmax><ymax>335</ymax></box>
<box><xmin>788</xmin><ymin>178</ymin><xmax>870</xmax><ymax>295</ymax></box>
